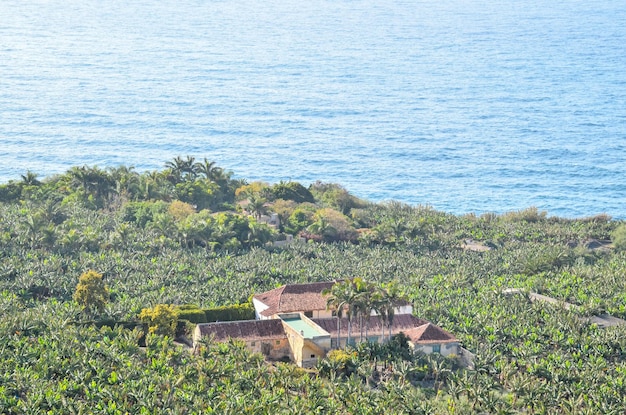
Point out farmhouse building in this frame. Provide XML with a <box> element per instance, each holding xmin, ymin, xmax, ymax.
<box><xmin>194</xmin><ymin>282</ymin><xmax>458</xmax><ymax>367</ymax></box>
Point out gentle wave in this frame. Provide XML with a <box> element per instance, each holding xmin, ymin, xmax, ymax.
<box><xmin>0</xmin><ymin>0</ymin><xmax>625</xmax><ymax>218</ymax></box>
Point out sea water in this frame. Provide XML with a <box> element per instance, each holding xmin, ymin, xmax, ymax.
<box><xmin>1</xmin><ymin>0</ymin><xmax>625</xmax><ymax>218</ymax></box>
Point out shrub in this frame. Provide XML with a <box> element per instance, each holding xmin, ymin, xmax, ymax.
<box><xmin>0</xmin><ymin>182</ymin><xmax>22</xmax><ymax>203</ymax></box>
<box><xmin>502</xmin><ymin>207</ymin><xmax>547</xmax><ymax>223</ymax></box>
<box><xmin>309</xmin><ymin>181</ymin><xmax>366</xmax><ymax>214</ymax></box>
<box><xmin>169</xmin><ymin>200</ymin><xmax>196</xmax><ymax>221</ymax></box>
<box><xmin>611</xmin><ymin>224</ymin><xmax>626</xmax><ymax>251</ymax></box>
<box><xmin>176</xmin><ymin>319</ymin><xmax>196</xmax><ymax>338</ymax></box>
<box><xmin>235</xmin><ymin>181</ymin><xmax>270</xmax><ymax>200</ymax></box>
<box><xmin>174</xmin><ymin>180</ymin><xmax>219</xmax><ymax>211</ymax></box>
<box><xmin>175</xmin><ymin>306</ymin><xmax>207</xmax><ymax>324</ymax></box>
<box><xmin>139</xmin><ymin>304</ymin><xmax>178</xmax><ymax>337</ymax></box>
<box><xmin>310</xmin><ymin>208</ymin><xmax>357</xmax><ymax>242</ymax></box>
<box><xmin>286</xmin><ymin>208</ymin><xmax>314</xmax><ymax>234</ymax></box>
<box><xmin>121</xmin><ymin>201</ymin><xmax>167</xmax><ymax>227</ymax></box>
<box><xmin>172</xmin><ymin>303</ymin><xmax>255</xmax><ymax>324</ymax></box>
<box><xmin>73</xmin><ymin>270</ymin><xmax>109</xmax><ymax>315</ymax></box>
<box><xmin>319</xmin><ymin>349</ymin><xmax>358</xmax><ymax>377</ymax></box>
<box><xmin>271</xmin><ymin>181</ymin><xmax>315</xmax><ymax>203</ymax></box>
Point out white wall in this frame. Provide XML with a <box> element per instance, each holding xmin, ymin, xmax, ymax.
<box><xmin>366</xmin><ymin>304</ymin><xmax>413</xmax><ymax>316</ymax></box>
<box><xmin>252</xmin><ymin>298</ymin><xmax>270</xmax><ymax>320</ymax></box>
<box><xmin>313</xmin><ymin>309</ymin><xmax>334</xmax><ymax>319</ymax></box>
<box><xmin>412</xmin><ymin>342</ymin><xmax>459</xmax><ymax>357</ymax></box>
<box><xmin>395</xmin><ymin>304</ymin><xmax>413</xmax><ymax>315</ymax></box>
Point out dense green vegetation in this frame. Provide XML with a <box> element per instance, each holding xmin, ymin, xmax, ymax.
<box><xmin>2</xmin><ymin>159</ymin><xmax>626</xmax><ymax>413</ymax></box>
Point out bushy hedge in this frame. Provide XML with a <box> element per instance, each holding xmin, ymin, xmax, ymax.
<box><xmin>204</xmin><ymin>303</ymin><xmax>255</xmax><ymax>322</ymax></box>
<box><xmin>176</xmin><ymin>306</ymin><xmax>207</xmax><ymax>324</ymax></box>
<box><xmin>174</xmin><ymin>303</ymin><xmax>255</xmax><ymax>324</ymax></box>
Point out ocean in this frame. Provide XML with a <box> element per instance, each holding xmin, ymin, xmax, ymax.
<box><xmin>1</xmin><ymin>0</ymin><xmax>625</xmax><ymax>218</ymax></box>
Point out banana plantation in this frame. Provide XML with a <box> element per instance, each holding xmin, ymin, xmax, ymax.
<box><xmin>1</xmin><ymin>160</ymin><xmax>626</xmax><ymax>413</ymax></box>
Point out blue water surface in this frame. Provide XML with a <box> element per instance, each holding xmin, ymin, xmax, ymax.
<box><xmin>1</xmin><ymin>0</ymin><xmax>625</xmax><ymax>218</ymax></box>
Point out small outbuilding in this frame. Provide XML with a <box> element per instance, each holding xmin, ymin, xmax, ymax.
<box><xmin>404</xmin><ymin>323</ymin><xmax>459</xmax><ymax>356</ymax></box>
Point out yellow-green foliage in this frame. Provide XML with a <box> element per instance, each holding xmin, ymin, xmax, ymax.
<box><xmin>235</xmin><ymin>181</ymin><xmax>269</xmax><ymax>199</ymax></box>
<box><xmin>270</xmin><ymin>198</ymin><xmax>298</xmax><ymax>219</ymax></box>
<box><xmin>313</xmin><ymin>207</ymin><xmax>357</xmax><ymax>240</ymax></box>
<box><xmin>139</xmin><ymin>304</ymin><xmax>178</xmax><ymax>337</ymax></box>
<box><xmin>611</xmin><ymin>224</ymin><xmax>626</xmax><ymax>251</ymax></box>
<box><xmin>501</xmin><ymin>206</ymin><xmax>547</xmax><ymax>223</ymax></box>
<box><xmin>73</xmin><ymin>269</ymin><xmax>109</xmax><ymax>315</ymax></box>
<box><xmin>168</xmin><ymin>200</ymin><xmax>196</xmax><ymax>221</ymax></box>
<box><xmin>322</xmin><ymin>349</ymin><xmax>359</xmax><ymax>377</ymax></box>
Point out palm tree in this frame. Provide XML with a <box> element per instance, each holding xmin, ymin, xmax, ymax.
<box><xmin>343</xmin><ymin>281</ymin><xmax>360</xmax><ymax>347</ymax></box>
<box><xmin>20</xmin><ymin>213</ymin><xmax>46</xmax><ymax>248</ymax></box>
<box><xmin>89</xmin><ymin>167</ymin><xmax>115</xmax><ymax>204</ymax></box>
<box><xmin>380</xmin><ymin>281</ymin><xmax>405</xmax><ymax>341</ymax></box>
<box><xmin>165</xmin><ymin>156</ymin><xmax>188</xmax><ymax>183</ymax></box>
<box><xmin>68</xmin><ymin>165</ymin><xmax>114</xmax><ymax>205</ymax></box>
<box><xmin>68</xmin><ymin>166</ymin><xmax>90</xmax><ymax>198</ymax></box>
<box><xmin>307</xmin><ymin>216</ymin><xmax>336</xmax><ymax>241</ymax></box>
<box><xmin>371</xmin><ymin>281</ymin><xmax>407</xmax><ymax>342</ymax></box>
<box><xmin>246</xmin><ymin>221</ymin><xmax>272</xmax><ymax>247</ymax></box>
<box><xmin>139</xmin><ymin>171</ymin><xmax>168</xmax><ymax>200</ymax></box>
<box><xmin>108</xmin><ymin>166</ymin><xmax>140</xmax><ymax>199</ymax></box>
<box><xmin>351</xmin><ymin>277</ymin><xmax>373</xmax><ymax>342</ymax></box>
<box><xmin>195</xmin><ymin>158</ymin><xmax>219</xmax><ymax>181</ymax></box>
<box><xmin>204</xmin><ymin>165</ymin><xmax>229</xmax><ymax>184</ymax></box>
<box><xmin>323</xmin><ymin>281</ymin><xmax>350</xmax><ymax>348</ymax></box>
<box><xmin>323</xmin><ymin>279</ymin><xmax>363</xmax><ymax>348</ymax></box>
<box><xmin>181</xmin><ymin>155</ymin><xmax>197</xmax><ymax>179</ymax></box>
<box><xmin>20</xmin><ymin>171</ymin><xmax>40</xmax><ymax>186</ymax></box>
<box><xmin>247</xmin><ymin>196</ymin><xmax>267</xmax><ymax>220</ymax></box>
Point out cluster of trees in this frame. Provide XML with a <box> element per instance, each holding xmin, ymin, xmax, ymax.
<box><xmin>2</xmin><ymin>160</ymin><xmax>626</xmax><ymax>413</ymax></box>
<box><xmin>317</xmin><ymin>335</ymin><xmax>458</xmax><ymax>391</ymax></box>
<box><xmin>0</xmin><ymin>159</ymin><xmax>373</xmax><ymax>251</ymax></box>
<box><xmin>323</xmin><ymin>278</ymin><xmax>407</xmax><ymax>346</ymax></box>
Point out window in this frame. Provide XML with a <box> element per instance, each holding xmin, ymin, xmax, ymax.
<box><xmin>432</xmin><ymin>344</ymin><xmax>441</xmax><ymax>354</ymax></box>
<box><xmin>304</xmin><ymin>311</ymin><xmax>313</xmax><ymax>318</ymax></box>
<box><xmin>276</xmin><ymin>340</ymin><xmax>281</xmax><ymax>345</ymax></box>
<box><xmin>310</xmin><ymin>354</ymin><xmax>315</xmax><ymax>358</ymax></box>
<box><xmin>250</xmin><ymin>341</ymin><xmax>256</xmax><ymax>346</ymax></box>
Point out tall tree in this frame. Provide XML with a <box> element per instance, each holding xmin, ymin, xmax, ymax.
<box><xmin>165</xmin><ymin>156</ymin><xmax>196</xmax><ymax>183</ymax></box>
<box><xmin>323</xmin><ymin>280</ymin><xmax>353</xmax><ymax>348</ymax></box>
<box><xmin>351</xmin><ymin>277</ymin><xmax>372</xmax><ymax>342</ymax></box>
<box><xmin>108</xmin><ymin>166</ymin><xmax>141</xmax><ymax>200</ymax></box>
<box><xmin>378</xmin><ymin>281</ymin><xmax>406</xmax><ymax>341</ymax></box>
<box><xmin>194</xmin><ymin>158</ymin><xmax>219</xmax><ymax>181</ymax></box>
<box><xmin>68</xmin><ymin>165</ymin><xmax>114</xmax><ymax>206</ymax></box>
<box><xmin>247</xmin><ymin>196</ymin><xmax>268</xmax><ymax>220</ymax></box>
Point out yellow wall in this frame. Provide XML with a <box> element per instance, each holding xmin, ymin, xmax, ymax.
<box><xmin>246</xmin><ymin>337</ymin><xmax>291</xmax><ymax>360</ymax></box>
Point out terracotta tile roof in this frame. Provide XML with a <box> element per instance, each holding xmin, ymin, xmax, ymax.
<box><xmin>403</xmin><ymin>323</ymin><xmax>457</xmax><ymax>344</ymax></box>
<box><xmin>312</xmin><ymin>314</ymin><xmax>429</xmax><ymax>337</ymax></box>
<box><xmin>196</xmin><ymin>319</ymin><xmax>286</xmax><ymax>342</ymax></box>
<box><xmin>254</xmin><ymin>281</ymin><xmax>336</xmax><ymax>317</ymax></box>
